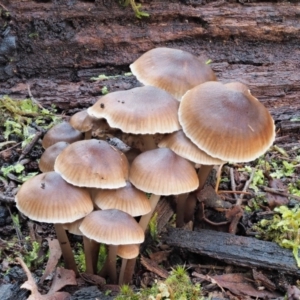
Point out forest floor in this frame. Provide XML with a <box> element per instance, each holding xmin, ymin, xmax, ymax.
<box><xmin>1</xmin><ymin>74</ymin><xmax>300</xmax><ymax>300</ymax></box>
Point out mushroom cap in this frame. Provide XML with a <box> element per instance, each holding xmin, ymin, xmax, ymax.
<box><xmin>42</xmin><ymin>121</ymin><xmax>83</xmax><ymax>149</ymax></box>
<box><xmin>69</xmin><ymin>109</ymin><xmax>107</xmax><ymax>133</ymax></box>
<box><xmin>158</xmin><ymin>130</ymin><xmax>225</xmax><ymax>165</ymax></box>
<box><xmin>15</xmin><ymin>172</ymin><xmax>93</xmax><ymax>223</ymax></box>
<box><xmin>54</xmin><ymin>139</ymin><xmax>129</xmax><ymax>189</ymax></box>
<box><xmin>179</xmin><ymin>81</ymin><xmax>275</xmax><ymax>162</ymax></box>
<box><xmin>117</xmin><ymin>244</ymin><xmax>140</xmax><ymax>259</ymax></box>
<box><xmin>79</xmin><ymin>209</ymin><xmax>145</xmax><ymax>245</ymax></box>
<box><xmin>63</xmin><ymin>218</ymin><xmax>83</xmax><ymax>236</ymax></box>
<box><xmin>39</xmin><ymin>141</ymin><xmax>69</xmax><ymax>172</ymax></box>
<box><xmin>87</xmin><ymin>86</ymin><xmax>181</xmax><ymax>135</ymax></box>
<box><xmin>129</xmin><ymin>148</ymin><xmax>199</xmax><ymax>195</ymax></box>
<box><xmin>225</xmin><ymin>82</ymin><xmax>252</xmax><ymax>96</ymax></box>
<box><xmin>130</xmin><ymin>47</ymin><xmax>217</xmax><ymax>100</ymax></box>
<box><xmin>93</xmin><ymin>182</ymin><xmax>151</xmax><ymax>217</ymax></box>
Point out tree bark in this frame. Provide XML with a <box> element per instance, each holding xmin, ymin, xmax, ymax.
<box><xmin>0</xmin><ymin>0</ymin><xmax>299</xmax><ymax>118</ymax></box>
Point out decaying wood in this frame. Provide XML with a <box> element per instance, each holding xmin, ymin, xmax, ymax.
<box><xmin>164</xmin><ymin>227</ymin><xmax>300</xmax><ymax>277</ymax></box>
<box><xmin>140</xmin><ymin>256</ymin><xmax>169</xmax><ymax>279</ymax></box>
<box><xmin>0</xmin><ymin>0</ymin><xmax>299</xmax><ymax>121</ymax></box>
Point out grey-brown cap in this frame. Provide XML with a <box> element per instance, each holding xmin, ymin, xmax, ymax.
<box><xmin>39</xmin><ymin>141</ymin><xmax>69</xmax><ymax>172</ymax></box>
<box><xmin>93</xmin><ymin>182</ymin><xmax>151</xmax><ymax>217</ymax></box>
<box><xmin>63</xmin><ymin>218</ymin><xmax>83</xmax><ymax>236</ymax></box>
<box><xmin>129</xmin><ymin>148</ymin><xmax>199</xmax><ymax>195</ymax></box>
<box><xmin>179</xmin><ymin>81</ymin><xmax>275</xmax><ymax>162</ymax></box>
<box><xmin>54</xmin><ymin>139</ymin><xmax>129</xmax><ymax>189</ymax></box>
<box><xmin>130</xmin><ymin>47</ymin><xmax>216</xmax><ymax>100</ymax></box>
<box><xmin>42</xmin><ymin>121</ymin><xmax>83</xmax><ymax>149</ymax></box>
<box><xmin>87</xmin><ymin>86</ymin><xmax>181</xmax><ymax>135</ymax></box>
<box><xmin>15</xmin><ymin>172</ymin><xmax>94</xmax><ymax>223</ymax></box>
<box><xmin>79</xmin><ymin>209</ymin><xmax>144</xmax><ymax>245</ymax></box>
<box><xmin>158</xmin><ymin>130</ymin><xmax>225</xmax><ymax>165</ymax></box>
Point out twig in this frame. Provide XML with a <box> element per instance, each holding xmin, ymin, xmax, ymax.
<box><xmin>0</xmin><ymin>142</ymin><xmax>22</xmax><ymax>155</ymax></box>
<box><xmin>230</xmin><ymin>168</ymin><xmax>239</xmax><ymax>200</ymax></box>
<box><xmin>214</xmin><ymin>163</ymin><xmax>224</xmax><ymax>192</ymax></box>
<box><xmin>262</xmin><ymin>186</ymin><xmax>300</xmax><ymax>202</ymax></box>
<box><xmin>236</xmin><ymin>168</ymin><xmax>255</xmax><ymax>205</ymax></box>
<box><xmin>0</xmin><ymin>193</ymin><xmax>14</xmax><ymax>204</ymax></box>
<box><xmin>218</xmin><ymin>190</ymin><xmax>252</xmax><ymax>195</ymax></box>
<box><xmin>18</xmin><ymin>131</ymin><xmax>43</xmax><ymax>161</ymax></box>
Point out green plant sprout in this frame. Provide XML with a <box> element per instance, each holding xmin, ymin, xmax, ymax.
<box><xmin>205</xmin><ymin>59</ymin><xmax>212</xmax><ymax>64</ymax></box>
<box><xmin>74</xmin><ymin>243</ymin><xmax>86</xmax><ymax>272</ymax></box>
<box><xmin>101</xmin><ymin>86</ymin><xmax>109</xmax><ymax>95</ymax></box>
<box><xmin>253</xmin><ymin>205</ymin><xmax>300</xmax><ymax>267</ymax></box>
<box><xmin>116</xmin><ymin>266</ymin><xmax>203</xmax><ymax>300</ymax></box>
<box><xmin>120</xmin><ymin>0</ymin><xmax>149</xmax><ymax>19</ymax></box>
<box><xmin>148</xmin><ymin>212</ymin><xmax>158</xmax><ymax>241</ymax></box>
<box><xmin>90</xmin><ymin>72</ymin><xmax>132</xmax><ymax>81</ymax></box>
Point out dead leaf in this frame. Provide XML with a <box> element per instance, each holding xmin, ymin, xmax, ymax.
<box><xmin>211</xmin><ymin>273</ymin><xmax>281</xmax><ymax>298</ymax></box>
<box><xmin>17</xmin><ymin>257</ymin><xmax>73</xmax><ymax>300</ymax></box>
<box><xmin>48</xmin><ymin>267</ymin><xmax>77</xmax><ymax>294</ymax></box>
<box><xmin>266</xmin><ymin>178</ymin><xmax>289</xmax><ymax>209</ymax></box>
<box><xmin>40</xmin><ymin>238</ymin><xmax>62</xmax><ymax>284</ymax></box>
<box><xmin>140</xmin><ymin>256</ymin><xmax>169</xmax><ymax>279</ymax></box>
<box><xmin>149</xmin><ymin>250</ymin><xmax>171</xmax><ymax>264</ymax></box>
<box><xmin>80</xmin><ymin>272</ymin><xmax>106</xmax><ymax>287</ymax></box>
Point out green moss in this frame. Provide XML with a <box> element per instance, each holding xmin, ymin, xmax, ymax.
<box><xmin>116</xmin><ymin>266</ymin><xmax>203</xmax><ymax>300</ymax></box>
<box><xmin>253</xmin><ymin>205</ymin><xmax>300</xmax><ymax>267</ymax></box>
<box><xmin>120</xmin><ymin>0</ymin><xmax>149</xmax><ymax>19</ymax></box>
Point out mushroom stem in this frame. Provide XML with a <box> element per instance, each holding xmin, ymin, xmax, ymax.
<box><xmin>122</xmin><ymin>194</ymin><xmax>161</xmax><ymax>284</ymax></box>
<box><xmin>99</xmin><ymin>245</ymin><xmax>118</xmax><ymax>284</ymax></box>
<box><xmin>54</xmin><ymin>224</ymin><xmax>79</xmax><ymax>276</ymax></box>
<box><xmin>176</xmin><ymin>193</ymin><xmax>189</xmax><ymax>228</ymax></box>
<box><xmin>118</xmin><ymin>258</ymin><xmax>128</xmax><ymax>285</ymax></box>
<box><xmin>197</xmin><ymin>165</ymin><xmax>214</xmax><ymax>191</ymax></box>
<box><xmin>84</xmin><ymin>129</ymin><xmax>92</xmax><ymax>140</ymax></box>
<box><xmin>138</xmin><ymin>194</ymin><xmax>161</xmax><ymax>232</ymax></box>
<box><xmin>83</xmin><ymin>236</ymin><xmax>99</xmax><ymax>274</ymax></box>
<box><xmin>183</xmin><ymin>192</ymin><xmax>197</xmax><ymax>223</ymax></box>
<box><xmin>142</xmin><ymin>134</ymin><xmax>157</xmax><ymax>151</ymax></box>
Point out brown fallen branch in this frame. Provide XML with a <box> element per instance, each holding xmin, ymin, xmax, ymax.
<box><xmin>262</xmin><ymin>186</ymin><xmax>300</xmax><ymax>202</ymax></box>
<box><xmin>0</xmin><ymin>193</ymin><xmax>15</xmax><ymax>204</ymax></box>
<box><xmin>164</xmin><ymin>227</ymin><xmax>300</xmax><ymax>277</ymax></box>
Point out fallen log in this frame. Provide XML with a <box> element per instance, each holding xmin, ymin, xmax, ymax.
<box><xmin>164</xmin><ymin>227</ymin><xmax>300</xmax><ymax>276</ymax></box>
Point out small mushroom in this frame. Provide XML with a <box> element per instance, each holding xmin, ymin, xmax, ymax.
<box><xmin>42</xmin><ymin>121</ymin><xmax>83</xmax><ymax>149</ymax></box>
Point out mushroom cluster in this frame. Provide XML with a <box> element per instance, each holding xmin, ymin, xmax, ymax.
<box><xmin>15</xmin><ymin>47</ymin><xmax>275</xmax><ymax>285</ymax></box>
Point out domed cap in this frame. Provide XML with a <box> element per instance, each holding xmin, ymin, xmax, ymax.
<box><xmin>39</xmin><ymin>141</ymin><xmax>69</xmax><ymax>172</ymax></box>
<box><xmin>93</xmin><ymin>182</ymin><xmax>151</xmax><ymax>217</ymax></box>
<box><xmin>129</xmin><ymin>148</ymin><xmax>199</xmax><ymax>195</ymax></box>
<box><xmin>79</xmin><ymin>209</ymin><xmax>145</xmax><ymax>245</ymax></box>
<box><xmin>69</xmin><ymin>109</ymin><xmax>107</xmax><ymax>133</ymax></box>
<box><xmin>42</xmin><ymin>121</ymin><xmax>83</xmax><ymax>149</ymax></box>
<box><xmin>130</xmin><ymin>47</ymin><xmax>216</xmax><ymax>100</ymax></box>
<box><xmin>63</xmin><ymin>218</ymin><xmax>83</xmax><ymax>236</ymax></box>
<box><xmin>117</xmin><ymin>244</ymin><xmax>140</xmax><ymax>259</ymax></box>
<box><xmin>54</xmin><ymin>139</ymin><xmax>129</xmax><ymax>189</ymax></box>
<box><xmin>87</xmin><ymin>86</ymin><xmax>180</xmax><ymax>135</ymax></box>
<box><xmin>15</xmin><ymin>172</ymin><xmax>93</xmax><ymax>223</ymax></box>
<box><xmin>225</xmin><ymin>82</ymin><xmax>252</xmax><ymax>96</ymax></box>
<box><xmin>179</xmin><ymin>81</ymin><xmax>275</xmax><ymax>162</ymax></box>
<box><xmin>158</xmin><ymin>130</ymin><xmax>224</xmax><ymax>165</ymax></box>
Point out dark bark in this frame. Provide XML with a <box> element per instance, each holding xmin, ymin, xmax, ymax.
<box><xmin>0</xmin><ymin>0</ymin><xmax>299</xmax><ymax>120</ymax></box>
<box><xmin>164</xmin><ymin>227</ymin><xmax>300</xmax><ymax>276</ymax></box>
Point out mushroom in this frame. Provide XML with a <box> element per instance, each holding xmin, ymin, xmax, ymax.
<box><xmin>158</xmin><ymin>130</ymin><xmax>225</xmax><ymax>227</ymax></box>
<box><xmin>69</xmin><ymin>109</ymin><xmax>110</xmax><ymax>140</ymax></box>
<box><xmin>54</xmin><ymin>139</ymin><xmax>129</xmax><ymax>189</ymax></box>
<box><xmin>79</xmin><ymin>209</ymin><xmax>144</xmax><ymax>283</ymax></box>
<box><xmin>179</xmin><ymin>81</ymin><xmax>275</xmax><ymax>162</ymax></box>
<box><xmin>42</xmin><ymin>121</ymin><xmax>83</xmax><ymax>149</ymax></box>
<box><xmin>39</xmin><ymin>141</ymin><xmax>69</xmax><ymax>172</ymax></box>
<box><xmin>93</xmin><ymin>181</ymin><xmax>151</xmax><ymax>217</ymax></box>
<box><xmin>130</xmin><ymin>47</ymin><xmax>217</xmax><ymax>100</ymax></box>
<box><xmin>15</xmin><ymin>171</ymin><xmax>94</xmax><ymax>275</ymax></box>
<box><xmin>87</xmin><ymin>86</ymin><xmax>181</xmax><ymax>150</ymax></box>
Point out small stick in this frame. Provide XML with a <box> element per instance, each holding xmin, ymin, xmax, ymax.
<box><xmin>262</xmin><ymin>186</ymin><xmax>300</xmax><ymax>202</ymax></box>
<box><xmin>218</xmin><ymin>190</ymin><xmax>252</xmax><ymax>195</ymax></box>
<box><xmin>230</xmin><ymin>168</ymin><xmax>239</xmax><ymax>200</ymax></box>
<box><xmin>0</xmin><ymin>193</ymin><xmax>14</xmax><ymax>204</ymax></box>
<box><xmin>19</xmin><ymin>131</ymin><xmax>43</xmax><ymax>161</ymax></box>
<box><xmin>214</xmin><ymin>163</ymin><xmax>224</xmax><ymax>193</ymax></box>
<box><xmin>0</xmin><ymin>142</ymin><xmax>22</xmax><ymax>155</ymax></box>
<box><xmin>236</xmin><ymin>168</ymin><xmax>255</xmax><ymax>206</ymax></box>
